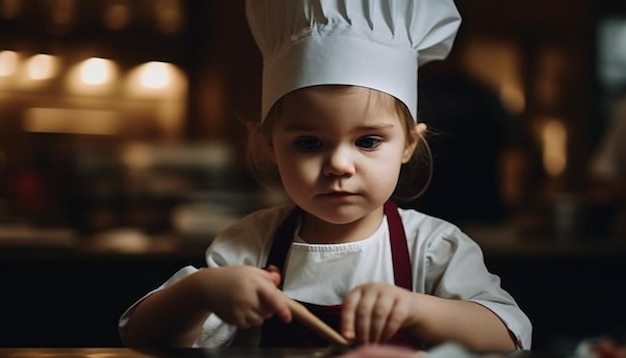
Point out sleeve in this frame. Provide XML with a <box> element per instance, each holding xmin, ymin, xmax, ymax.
<box><xmin>118</xmin><ymin>266</ymin><xmax>201</xmax><ymax>344</ymax></box>
<box><xmin>118</xmin><ymin>206</ymin><xmax>292</xmax><ymax>348</ymax></box>
<box><xmin>118</xmin><ymin>265</ymin><xmax>238</xmax><ymax>347</ymax></box>
<box><xmin>423</xmin><ymin>228</ymin><xmax>533</xmax><ymax>349</ymax></box>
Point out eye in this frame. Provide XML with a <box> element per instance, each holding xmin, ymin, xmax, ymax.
<box><xmin>356</xmin><ymin>136</ymin><xmax>382</xmax><ymax>150</ymax></box>
<box><xmin>294</xmin><ymin>136</ymin><xmax>323</xmax><ymax>151</ymax></box>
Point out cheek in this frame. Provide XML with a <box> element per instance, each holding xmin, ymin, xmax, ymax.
<box><xmin>371</xmin><ymin>160</ymin><xmax>402</xmax><ymax>181</ymax></box>
<box><xmin>275</xmin><ymin>151</ymin><xmax>315</xmax><ymax>180</ymax></box>
<box><xmin>378</xmin><ymin>144</ymin><xmax>408</xmax><ymax>167</ymax></box>
<box><xmin>367</xmin><ymin>148</ymin><xmax>405</xmax><ymax>180</ymax></box>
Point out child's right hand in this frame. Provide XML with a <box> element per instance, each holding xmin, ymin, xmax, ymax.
<box><xmin>201</xmin><ymin>265</ymin><xmax>292</xmax><ymax>328</ymax></box>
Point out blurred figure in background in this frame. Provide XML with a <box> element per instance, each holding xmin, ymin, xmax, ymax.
<box><xmin>407</xmin><ymin>34</ymin><xmax>537</xmax><ymax>227</ymax></box>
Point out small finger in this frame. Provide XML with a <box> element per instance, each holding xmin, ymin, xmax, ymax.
<box><xmin>370</xmin><ymin>295</ymin><xmax>395</xmax><ymax>342</ymax></box>
<box><xmin>353</xmin><ymin>291</ymin><xmax>378</xmax><ymax>343</ymax></box>
<box><xmin>381</xmin><ymin>299</ymin><xmax>406</xmax><ymax>342</ymax></box>
<box><xmin>259</xmin><ymin>287</ymin><xmax>292</xmax><ymax>323</ymax></box>
<box><xmin>341</xmin><ymin>290</ymin><xmax>362</xmax><ymax>340</ymax></box>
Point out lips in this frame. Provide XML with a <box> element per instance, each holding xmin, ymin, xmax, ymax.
<box><xmin>321</xmin><ymin>191</ymin><xmax>354</xmax><ymax>198</ymax></box>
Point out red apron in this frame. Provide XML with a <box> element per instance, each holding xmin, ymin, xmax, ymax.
<box><xmin>260</xmin><ymin>201</ymin><xmax>418</xmax><ymax>348</ymax></box>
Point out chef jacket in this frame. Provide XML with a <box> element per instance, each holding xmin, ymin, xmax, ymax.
<box><xmin>119</xmin><ymin>204</ymin><xmax>532</xmax><ymax>349</ymax></box>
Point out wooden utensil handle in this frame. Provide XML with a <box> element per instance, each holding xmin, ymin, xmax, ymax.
<box><xmin>283</xmin><ymin>294</ymin><xmax>350</xmax><ymax>346</ymax></box>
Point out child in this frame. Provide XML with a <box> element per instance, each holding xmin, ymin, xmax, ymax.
<box><xmin>119</xmin><ymin>0</ymin><xmax>532</xmax><ymax>351</ymax></box>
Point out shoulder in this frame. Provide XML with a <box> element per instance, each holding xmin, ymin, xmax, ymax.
<box><xmin>205</xmin><ymin>204</ymin><xmax>296</xmax><ymax>267</ymax></box>
<box><xmin>396</xmin><ymin>207</ymin><xmax>482</xmax><ymax>257</ymax></box>
<box><xmin>397</xmin><ymin>207</ymin><xmax>466</xmax><ymax>242</ymax></box>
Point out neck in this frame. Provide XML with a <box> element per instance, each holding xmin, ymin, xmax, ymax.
<box><xmin>299</xmin><ymin>207</ymin><xmax>384</xmax><ymax>244</ymax></box>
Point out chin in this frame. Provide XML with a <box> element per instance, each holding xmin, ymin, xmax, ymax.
<box><xmin>305</xmin><ymin>204</ymin><xmax>372</xmax><ymax>225</ymax></box>
<box><xmin>315</xmin><ymin>214</ymin><xmax>361</xmax><ymax>225</ymax></box>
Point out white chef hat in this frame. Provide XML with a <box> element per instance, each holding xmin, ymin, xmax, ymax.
<box><xmin>246</xmin><ymin>0</ymin><xmax>461</xmax><ymax>121</ymax></box>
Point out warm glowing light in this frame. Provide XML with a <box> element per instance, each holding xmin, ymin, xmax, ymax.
<box><xmin>0</xmin><ymin>50</ymin><xmax>18</xmax><ymax>76</ymax></box>
<box><xmin>138</xmin><ymin>61</ymin><xmax>172</xmax><ymax>89</ymax></box>
<box><xmin>541</xmin><ymin>119</ymin><xmax>567</xmax><ymax>177</ymax></box>
<box><xmin>125</xmin><ymin>61</ymin><xmax>185</xmax><ymax>97</ymax></box>
<box><xmin>25</xmin><ymin>54</ymin><xmax>58</xmax><ymax>80</ymax></box>
<box><xmin>122</xmin><ymin>61</ymin><xmax>187</xmax><ymax>139</ymax></box>
<box><xmin>79</xmin><ymin>58</ymin><xmax>114</xmax><ymax>85</ymax></box>
<box><xmin>66</xmin><ymin>57</ymin><xmax>118</xmax><ymax>94</ymax></box>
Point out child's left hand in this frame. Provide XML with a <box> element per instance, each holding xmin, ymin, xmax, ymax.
<box><xmin>341</xmin><ymin>282</ymin><xmax>418</xmax><ymax>344</ymax></box>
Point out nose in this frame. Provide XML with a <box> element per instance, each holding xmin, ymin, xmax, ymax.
<box><xmin>323</xmin><ymin>146</ymin><xmax>355</xmax><ymax>177</ymax></box>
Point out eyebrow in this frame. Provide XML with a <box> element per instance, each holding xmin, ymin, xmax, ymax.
<box><xmin>282</xmin><ymin>123</ymin><xmax>396</xmax><ymax>132</ymax></box>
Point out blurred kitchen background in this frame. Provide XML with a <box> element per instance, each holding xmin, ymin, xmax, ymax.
<box><xmin>1</xmin><ymin>0</ymin><xmax>625</xmax><ymax>351</ymax></box>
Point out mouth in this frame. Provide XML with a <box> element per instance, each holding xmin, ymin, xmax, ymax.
<box><xmin>320</xmin><ymin>191</ymin><xmax>355</xmax><ymax>198</ymax></box>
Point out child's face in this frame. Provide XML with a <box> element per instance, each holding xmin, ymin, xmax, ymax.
<box><xmin>269</xmin><ymin>86</ymin><xmax>417</xmax><ymax>225</ymax></box>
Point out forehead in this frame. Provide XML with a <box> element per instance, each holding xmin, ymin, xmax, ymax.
<box><xmin>276</xmin><ymin>86</ymin><xmax>401</xmax><ymax>127</ymax></box>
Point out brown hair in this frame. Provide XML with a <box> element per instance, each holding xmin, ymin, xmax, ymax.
<box><xmin>245</xmin><ymin>86</ymin><xmax>432</xmax><ymax>203</ymax></box>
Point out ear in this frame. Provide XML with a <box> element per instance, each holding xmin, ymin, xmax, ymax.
<box><xmin>401</xmin><ymin>123</ymin><xmax>425</xmax><ymax>163</ymax></box>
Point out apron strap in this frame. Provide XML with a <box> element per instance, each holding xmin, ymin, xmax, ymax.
<box><xmin>264</xmin><ymin>206</ymin><xmax>300</xmax><ymax>288</ymax></box>
<box><xmin>384</xmin><ymin>201</ymin><xmax>413</xmax><ymax>291</ymax></box>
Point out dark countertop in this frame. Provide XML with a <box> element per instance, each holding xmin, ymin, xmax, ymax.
<box><xmin>0</xmin><ymin>347</ymin><xmax>323</xmax><ymax>358</ymax></box>
<box><xmin>0</xmin><ymin>347</ymin><xmax>578</xmax><ymax>358</ymax></box>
